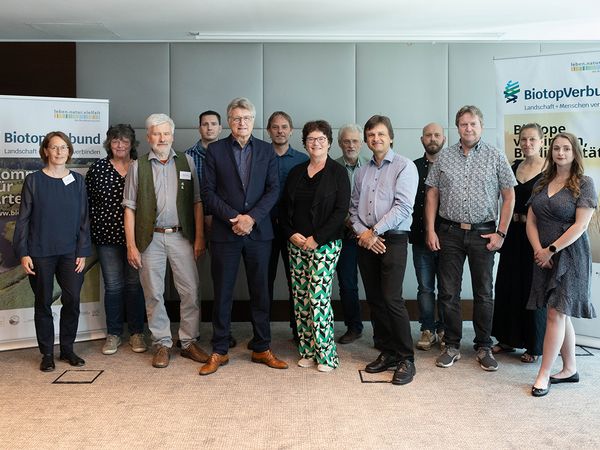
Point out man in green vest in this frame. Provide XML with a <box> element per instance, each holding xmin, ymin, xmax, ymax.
<box><xmin>123</xmin><ymin>113</ymin><xmax>208</xmax><ymax>369</ymax></box>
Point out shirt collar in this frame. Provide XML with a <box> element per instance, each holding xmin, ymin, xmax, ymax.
<box><xmin>459</xmin><ymin>139</ymin><xmax>482</xmax><ymax>153</ymax></box>
<box><xmin>229</xmin><ymin>134</ymin><xmax>253</xmax><ymax>149</ymax></box>
<box><xmin>147</xmin><ymin>148</ymin><xmax>176</xmax><ymax>161</ymax></box>
<box><xmin>369</xmin><ymin>149</ymin><xmax>394</xmax><ymax>165</ymax></box>
<box><xmin>190</xmin><ymin>140</ymin><xmax>207</xmax><ymax>155</ymax></box>
<box><xmin>341</xmin><ymin>156</ymin><xmax>362</xmax><ymax>168</ymax></box>
<box><xmin>278</xmin><ymin>146</ymin><xmax>297</xmax><ymax>158</ymax></box>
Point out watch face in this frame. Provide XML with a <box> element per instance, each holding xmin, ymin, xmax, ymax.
<box><xmin>549</xmin><ymin>245</ymin><xmax>557</xmax><ymax>253</ymax></box>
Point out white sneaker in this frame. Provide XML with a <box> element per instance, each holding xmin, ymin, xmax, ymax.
<box><xmin>317</xmin><ymin>364</ymin><xmax>334</xmax><ymax>372</ymax></box>
<box><xmin>129</xmin><ymin>333</ymin><xmax>147</xmax><ymax>353</ymax></box>
<box><xmin>416</xmin><ymin>330</ymin><xmax>437</xmax><ymax>351</ymax></box>
<box><xmin>102</xmin><ymin>335</ymin><xmax>122</xmax><ymax>355</ymax></box>
<box><xmin>297</xmin><ymin>357</ymin><xmax>316</xmax><ymax>368</ymax></box>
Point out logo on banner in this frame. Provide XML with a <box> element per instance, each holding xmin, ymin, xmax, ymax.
<box><xmin>571</xmin><ymin>60</ymin><xmax>600</xmax><ymax>73</ymax></box>
<box><xmin>54</xmin><ymin>109</ymin><xmax>102</xmax><ymax>122</ymax></box>
<box><xmin>504</xmin><ymin>80</ymin><xmax>520</xmax><ymax>103</ymax></box>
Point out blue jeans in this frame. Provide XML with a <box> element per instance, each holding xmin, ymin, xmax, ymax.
<box><xmin>335</xmin><ymin>236</ymin><xmax>363</xmax><ymax>333</ymax></box>
<box><xmin>97</xmin><ymin>244</ymin><xmax>145</xmax><ymax>337</ymax></box>
<box><xmin>437</xmin><ymin>223</ymin><xmax>495</xmax><ymax>349</ymax></box>
<box><xmin>412</xmin><ymin>243</ymin><xmax>443</xmax><ymax>333</ymax></box>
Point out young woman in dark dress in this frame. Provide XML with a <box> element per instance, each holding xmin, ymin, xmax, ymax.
<box><xmin>527</xmin><ymin>132</ymin><xmax>597</xmax><ymax>397</ymax></box>
<box><xmin>492</xmin><ymin>123</ymin><xmax>546</xmax><ymax>363</ymax></box>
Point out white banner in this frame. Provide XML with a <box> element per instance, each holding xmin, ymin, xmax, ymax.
<box><xmin>0</xmin><ymin>95</ymin><xmax>109</xmax><ymax>351</ymax></box>
<box><xmin>495</xmin><ymin>52</ymin><xmax>600</xmax><ymax>342</ymax></box>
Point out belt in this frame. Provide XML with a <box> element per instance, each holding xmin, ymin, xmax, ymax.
<box><xmin>512</xmin><ymin>213</ymin><xmax>527</xmax><ymax>223</ymax></box>
<box><xmin>439</xmin><ymin>218</ymin><xmax>495</xmax><ymax>231</ymax></box>
<box><xmin>383</xmin><ymin>230</ymin><xmax>409</xmax><ymax>237</ymax></box>
<box><xmin>153</xmin><ymin>226</ymin><xmax>182</xmax><ymax>233</ymax></box>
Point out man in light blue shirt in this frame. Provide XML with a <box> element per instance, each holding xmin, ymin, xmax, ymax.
<box><xmin>349</xmin><ymin>115</ymin><xmax>418</xmax><ymax>386</ymax></box>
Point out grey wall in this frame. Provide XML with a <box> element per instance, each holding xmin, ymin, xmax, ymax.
<box><xmin>77</xmin><ymin>41</ymin><xmax>600</xmax><ymax>301</ymax></box>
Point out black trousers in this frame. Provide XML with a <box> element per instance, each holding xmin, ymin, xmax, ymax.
<box><xmin>357</xmin><ymin>234</ymin><xmax>414</xmax><ymax>361</ymax></box>
<box><xmin>29</xmin><ymin>254</ymin><xmax>84</xmax><ymax>355</ymax></box>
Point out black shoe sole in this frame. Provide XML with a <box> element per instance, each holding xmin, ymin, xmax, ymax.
<box><xmin>59</xmin><ymin>356</ymin><xmax>85</xmax><ymax>367</ymax></box>
<box><xmin>365</xmin><ymin>362</ymin><xmax>398</xmax><ymax>373</ymax></box>
<box><xmin>531</xmin><ymin>385</ymin><xmax>550</xmax><ymax>397</ymax></box>
<box><xmin>550</xmin><ymin>373</ymin><xmax>579</xmax><ymax>384</ymax></box>
<box><xmin>391</xmin><ymin>376</ymin><xmax>414</xmax><ymax>385</ymax></box>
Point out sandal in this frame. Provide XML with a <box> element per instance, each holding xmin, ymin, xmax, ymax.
<box><xmin>492</xmin><ymin>343</ymin><xmax>516</xmax><ymax>354</ymax></box>
<box><xmin>521</xmin><ymin>352</ymin><xmax>539</xmax><ymax>363</ymax></box>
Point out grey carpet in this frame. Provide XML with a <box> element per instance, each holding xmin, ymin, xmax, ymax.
<box><xmin>1</xmin><ymin>322</ymin><xmax>599</xmax><ymax>449</ymax></box>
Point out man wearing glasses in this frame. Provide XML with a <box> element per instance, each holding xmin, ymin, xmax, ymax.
<box><xmin>200</xmin><ymin>97</ymin><xmax>288</xmax><ymax>375</ymax></box>
<box><xmin>335</xmin><ymin>124</ymin><xmax>368</xmax><ymax>345</ymax></box>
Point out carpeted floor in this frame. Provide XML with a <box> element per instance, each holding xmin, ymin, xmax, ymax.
<box><xmin>1</xmin><ymin>322</ymin><xmax>599</xmax><ymax>449</ymax></box>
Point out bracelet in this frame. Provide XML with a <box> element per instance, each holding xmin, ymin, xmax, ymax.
<box><xmin>495</xmin><ymin>229</ymin><xmax>506</xmax><ymax>238</ymax></box>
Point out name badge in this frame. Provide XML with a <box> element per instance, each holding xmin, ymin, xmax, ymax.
<box><xmin>63</xmin><ymin>173</ymin><xmax>75</xmax><ymax>186</ymax></box>
<box><xmin>180</xmin><ymin>171</ymin><xmax>192</xmax><ymax>180</ymax></box>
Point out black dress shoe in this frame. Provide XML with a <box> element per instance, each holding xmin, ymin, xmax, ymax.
<box><xmin>365</xmin><ymin>352</ymin><xmax>399</xmax><ymax>373</ymax></box>
<box><xmin>338</xmin><ymin>329</ymin><xmax>363</xmax><ymax>345</ymax></box>
<box><xmin>59</xmin><ymin>352</ymin><xmax>85</xmax><ymax>367</ymax></box>
<box><xmin>392</xmin><ymin>360</ymin><xmax>416</xmax><ymax>385</ymax></box>
<box><xmin>550</xmin><ymin>372</ymin><xmax>579</xmax><ymax>384</ymax></box>
<box><xmin>229</xmin><ymin>334</ymin><xmax>237</xmax><ymax>349</ymax></box>
<box><xmin>40</xmin><ymin>354</ymin><xmax>55</xmax><ymax>372</ymax></box>
<box><xmin>531</xmin><ymin>383</ymin><xmax>550</xmax><ymax>397</ymax></box>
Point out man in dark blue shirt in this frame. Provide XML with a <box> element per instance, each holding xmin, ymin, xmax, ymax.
<box><xmin>266</xmin><ymin>111</ymin><xmax>308</xmax><ymax>343</ymax></box>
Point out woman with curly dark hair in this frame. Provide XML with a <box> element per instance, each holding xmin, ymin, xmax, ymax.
<box><xmin>86</xmin><ymin>124</ymin><xmax>147</xmax><ymax>356</ymax></box>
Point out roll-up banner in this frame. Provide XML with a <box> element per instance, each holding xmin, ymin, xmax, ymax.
<box><xmin>495</xmin><ymin>51</ymin><xmax>600</xmax><ymax>346</ymax></box>
<box><xmin>0</xmin><ymin>95</ymin><xmax>108</xmax><ymax>351</ymax></box>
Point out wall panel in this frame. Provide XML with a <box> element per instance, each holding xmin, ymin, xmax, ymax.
<box><xmin>77</xmin><ymin>43</ymin><xmax>170</xmax><ymax>128</ymax></box>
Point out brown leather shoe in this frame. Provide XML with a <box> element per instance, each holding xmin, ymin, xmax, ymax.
<box><xmin>180</xmin><ymin>342</ymin><xmax>209</xmax><ymax>363</ymax></box>
<box><xmin>152</xmin><ymin>345</ymin><xmax>170</xmax><ymax>368</ymax></box>
<box><xmin>251</xmin><ymin>349</ymin><xmax>289</xmax><ymax>369</ymax></box>
<box><xmin>199</xmin><ymin>353</ymin><xmax>229</xmax><ymax>376</ymax></box>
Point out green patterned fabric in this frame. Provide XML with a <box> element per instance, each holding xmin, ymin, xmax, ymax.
<box><xmin>288</xmin><ymin>240</ymin><xmax>342</xmax><ymax>368</ymax></box>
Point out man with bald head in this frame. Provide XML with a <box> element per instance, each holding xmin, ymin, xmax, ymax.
<box><xmin>410</xmin><ymin>123</ymin><xmax>446</xmax><ymax>352</ymax></box>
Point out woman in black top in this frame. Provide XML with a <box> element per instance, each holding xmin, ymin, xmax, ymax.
<box><xmin>279</xmin><ymin>120</ymin><xmax>350</xmax><ymax>372</ymax></box>
<box><xmin>13</xmin><ymin>131</ymin><xmax>91</xmax><ymax>372</ymax></box>
<box><xmin>86</xmin><ymin>124</ymin><xmax>146</xmax><ymax>356</ymax></box>
<box><xmin>492</xmin><ymin>123</ymin><xmax>547</xmax><ymax>363</ymax></box>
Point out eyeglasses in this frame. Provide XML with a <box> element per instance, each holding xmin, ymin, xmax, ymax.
<box><xmin>111</xmin><ymin>138</ymin><xmax>131</xmax><ymax>145</ymax></box>
<box><xmin>229</xmin><ymin>115</ymin><xmax>254</xmax><ymax>124</ymax></box>
<box><xmin>341</xmin><ymin>139</ymin><xmax>361</xmax><ymax>146</ymax></box>
<box><xmin>47</xmin><ymin>145</ymin><xmax>69</xmax><ymax>151</ymax></box>
<box><xmin>306</xmin><ymin>136</ymin><xmax>328</xmax><ymax>145</ymax></box>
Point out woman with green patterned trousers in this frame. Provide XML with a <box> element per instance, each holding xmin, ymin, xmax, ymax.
<box><xmin>279</xmin><ymin>120</ymin><xmax>351</xmax><ymax>372</ymax></box>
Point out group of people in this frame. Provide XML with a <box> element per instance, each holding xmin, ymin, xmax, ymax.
<box><xmin>13</xmin><ymin>98</ymin><xmax>596</xmax><ymax>396</ymax></box>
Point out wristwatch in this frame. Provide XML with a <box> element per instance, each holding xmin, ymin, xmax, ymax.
<box><xmin>372</xmin><ymin>227</ymin><xmax>379</xmax><ymax>237</ymax></box>
<box><xmin>549</xmin><ymin>245</ymin><xmax>558</xmax><ymax>253</ymax></box>
<box><xmin>495</xmin><ymin>229</ymin><xmax>506</xmax><ymax>239</ymax></box>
